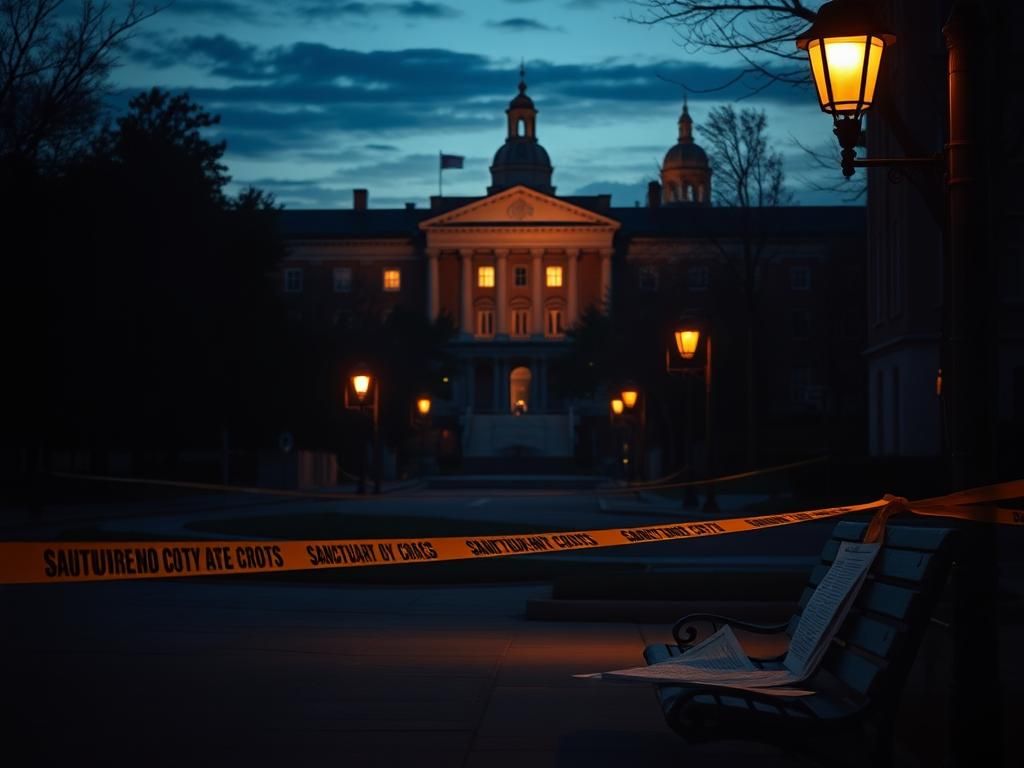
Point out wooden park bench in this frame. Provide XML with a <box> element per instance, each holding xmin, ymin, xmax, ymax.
<box><xmin>643</xmin><ymin>520</ymin><xmax>956</xmax><ymax>766</ymax></box>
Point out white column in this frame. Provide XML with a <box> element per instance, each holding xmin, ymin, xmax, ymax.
<box><xmin>460</xmin><ymin>249</ymin><xmax>473</xmax><ymax>336</ymax></box>
<box><xmin>600</xmin><ymin>248</ymin><xmax>612</xmax><ymax>313</ymax></box>
<box><xmin>567</xmin><ymin>248</ymin><xmax>579</xmax><ymax>327</ymax></box>
<box><xmin>495</xmin><ymin>248</ymin><xmax>509</xmax><ymax>336</ymax></box>
<box><xmin>427</xmin><ymin>248</ymin><xmax>440</xmax><ymax>321</ymax></box>
<box><xmin>531</xmin><ymin>248</ymin><xmax>543</xmax><ymax>337</ymax></box>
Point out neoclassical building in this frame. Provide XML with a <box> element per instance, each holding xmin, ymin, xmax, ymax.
<box><xmin>278</xmin><ymin>72</ymin><xmax>865</xmax><ymax>467</ymax></box>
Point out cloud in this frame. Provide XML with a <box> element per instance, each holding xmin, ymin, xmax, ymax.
<box><xmin>488</xmin><ymin>18</ymin><xmax>564</xmax><ymax>32</ymax></box>
<box><xmin>125</xmin><ymin>34</ymin><xmax>818</xmax><ymax>206</ymax></box>
<box><xmin>296</xmin><ymin>2</ymin><xmax>460</xmax><ymax>20</ymax></box>
<box><xmin>151</xmin><ymin>36</ymin><xmax>809</xmax><ymax>107</ymax></box>
<box><xmin>564</xmin><ymin>0</ymin><xmax>622</xmax><ymax>8</ymax></box>
<box><xmin>161</xmin><ymin>0</ymin><xmax>261</xmax><ymax>18</ymax></box>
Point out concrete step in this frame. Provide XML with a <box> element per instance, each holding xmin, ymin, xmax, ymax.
<box><xmin>465</xmin><ymin>414</ymin><xmax>573</xmax><ymax>458</ymax></box>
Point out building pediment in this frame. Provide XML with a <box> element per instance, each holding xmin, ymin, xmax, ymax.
<box><xmin>419</xmin><ymin>186</ymin><xmax>620</xmax><ymax>231</ymax></box>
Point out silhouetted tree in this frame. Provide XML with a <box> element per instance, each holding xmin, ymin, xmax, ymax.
<box><xmin>44</xmin><ymin>89</ymin><xmax>286</xmax><ymax>474</ymax></box>
<box><xmin>701</xmin><ymin>104</ymin><xmax>791</xmax><ymax>465</ymax></box>
<box><xmin>0</xmin><ymin>0</ymin><xmax>159</xmax><ymax>171</ymax></box>
<box><xmin>630</xmin><ymin>0</ymin><xmax>816</xmax><ymax>93</ymax></box>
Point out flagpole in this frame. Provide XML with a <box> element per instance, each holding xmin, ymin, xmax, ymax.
<box><xmin>438</xmin><ymin>151</ymin><xmax>442</xmax><ymax>197</ymax></box>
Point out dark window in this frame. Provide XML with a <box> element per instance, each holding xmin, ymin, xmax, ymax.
<box><xmin>515</xmin><ymin>266</ymin><xmax>528</xmax><ymax>286</ymax></box>
<box><xmin>284</xmin><ymin>268</ymin><xmax>303</xmax><ymax>293</ymax></box>
<box><xmin>687</xmin><ymin>265</ymin><xmax>709</xmax><ymax>292</ymax></box>
<box><xmin>333</xmin><ymin>267</ymin><xmax>352</xmax><ymax>293</ymax></box>
<box><xmin>790</xmin><ymin>265</ymin><xmax>811</xmax><ymax>290</ymax></box>
<box><xmin>639</xmin><ymin>266</ymin><xmax>658</xmax><ymax>292</ymax></box>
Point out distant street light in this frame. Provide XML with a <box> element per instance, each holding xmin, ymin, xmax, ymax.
<box><xmin>416</xmin><ymin>396</ymin><xmax>432</xmax><ymax>416</ymax></box>
<box><xmin>352</xmin><ymin>373</ymin><xmax>371</xmax><ymax>402</ymax></box>
<box><xmin>620</xmin><ymin>385</ymin><xmax>639</xmax><ymax>410</ymax></box>
<box><xmin>618</xmin><ymin>383</ymin><xmax>645</xmax><ymax>480</ymax></box>
<box><xmin>674</xmin><ymin>329</ymin><xmax>700</xmax><ymax>360</ymax></box>
<box><xmin>610</xmin><ymin>398</ymin><xmax>624</xmax><ymax>416</ymax></box>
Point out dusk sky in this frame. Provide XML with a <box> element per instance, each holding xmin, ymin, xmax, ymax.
<box><xmin>114</xmin><ymin>0</ymin><xmax>854</xmax><ymax>209</ymax></box>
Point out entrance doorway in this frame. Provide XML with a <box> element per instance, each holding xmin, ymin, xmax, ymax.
<box><xmin>509</xmin><ymin>366</ymin><xmax>532</xmax><ymax>414</ymax></box>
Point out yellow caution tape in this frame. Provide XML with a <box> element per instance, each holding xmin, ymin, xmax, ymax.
<box><xmin>2</xmin><ymin>479</ymin><xmax>1020</xmax><ymax>585</ymax></box>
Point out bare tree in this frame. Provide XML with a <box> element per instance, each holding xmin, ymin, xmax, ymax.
<box><xmin>0</xmin><ymin>0</ymin><xmax>159</xmax><ymax>170</ymax></box>
<box><xmin>791</xmin><ymin>134</ymin><xmax>866</xmax><ymax>202</ymax></box>
<box><xmin>629</xmin><ymin>0</ymin><xmax>819</xmax><ymax>93</ymax></box>
<box><xmin>701</xmin><ymin>104</ymin><xmax>791</xmax><ymax>465</ymax></box>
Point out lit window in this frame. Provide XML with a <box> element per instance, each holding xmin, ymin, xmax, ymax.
<box><xmin>513</xmin><ymin>309</ymin><xmax>529</xmax><ymax>337</ymax></box>
<box><xmin>546</xmin><ymin>266</ymin><xmax>563</xmax><ymax>287</ymax></box>
<box><xmin>546</xmin><ymin>308</ymin><xmax>564</xmax><ymax>337</ymax></box>
<box><xmin>476</xmin><ymin>310</ymin><xmax>494</xmax><ymax>337</ymax></box>
<box><xmin>383</xmin><ymin>268</ymin><xmax>401</xmax><ymax>291</ymax></box>
<box><xmin>333</xmin><ymin>267</ymin><xmax>352</xmax><ymax>293</ymax></box>
<box><xmin>478</xmin><ymin>266</ymin><xmax>495</xmax><ymax>288</ymax></box>
<box><xmin>514</xmin><ymin>266</ymin><xmax>528</xmax><ymax>286</ymax></box>
<box><xmin>284</xmin><ymin>268</ymin><xmax>303</xmax><ymax>293</ymax></box>
<box><xmin>687</xmin><ymin>265</ymin><xmax>709</xmax><ymax>292</ymax></box>
<box><xmin>790</xmin><ymin>266</ymin><xmax>811</xmax><ymax>290</ymax></box>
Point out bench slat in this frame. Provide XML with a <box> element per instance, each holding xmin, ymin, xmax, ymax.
<box><xmin>831</xmin><ymin>521</ymin><xmax>951</xmax><ymax>551</ymax></box>
<box><xmin>823</xmin><ymin>645</ymin><xmax>886</xmax><ymax>697</ymax></box>
<box><xmin>817</xmin><ymin>545</ymin><xmax>934</xmax><ymax>584</ymax></box>
<box><xmin>840</xmin><ymin>614</ymin><xmax>899</xmax><ymax>658</ymax></box>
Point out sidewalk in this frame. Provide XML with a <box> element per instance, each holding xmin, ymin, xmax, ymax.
<box><xmin>5</xmin><ymin>576</ymin><xmax>1019</xmax><ymax>767</ymax></box>
<box><xmin>0</xmin><ymin>579</ymin><xmax>799</xmax><ymax>767</ymax></box>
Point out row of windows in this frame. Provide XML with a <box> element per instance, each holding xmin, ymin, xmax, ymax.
<box><xmin>285</xmin><ymin>264</ymin><xmax>570</xmax><ymax>294</ymax></box>
<box><xmin>475</xmin><ymin>309</ymin><xmax>564</xmax><ymax>338</ymax></box>
<box><xmin>287</xmin><ymin>263</ymin><xmax>812</xmax><ymax>296</ymax></box>
<box><xmin>284</xmin><ymin>267</ymin><xmax>401</xmax><ymax>294</ymax></box>
<box><xmin>478</xmin><ymin>265</ymin><xmax>562</xmax><ymax>288</ymax></box>
<box><xmin>637</xmin><ymin>265</ymin><xmax>812</xmax><ymax>292</ymax></box>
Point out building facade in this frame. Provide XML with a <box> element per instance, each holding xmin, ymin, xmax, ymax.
<box><xmin>277</xmin><ymin>73</ymin><xmax>866</xmax><ymax>469</ymax></box>
<box><xmin>864</xmin><ymin>0</ymin><xmax>1023</xmax><ymax>482</ymax></box>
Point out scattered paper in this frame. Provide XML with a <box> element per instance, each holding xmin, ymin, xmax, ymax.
<box><xmin>577</xmin><ymin>541</ymin><xmax>879</xmax><ymax>695</ymax></box>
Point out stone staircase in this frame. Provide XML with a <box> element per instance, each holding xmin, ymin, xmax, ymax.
<box><xmin>463</xmin><ymin>414</ymin><xmax>573</xmax><ymax>458</ymax></box>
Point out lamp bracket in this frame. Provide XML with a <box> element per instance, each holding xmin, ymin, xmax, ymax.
<box><xmin>834</xmin><ymin>116</ymin><xmax>942</xmax><ymax>177</ymax></box>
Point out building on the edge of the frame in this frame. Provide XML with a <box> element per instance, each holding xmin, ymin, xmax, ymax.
<box><xmin>276</xmin><ymin>70</ymin><xmax>866</xmax><ymax>474</ymax></box>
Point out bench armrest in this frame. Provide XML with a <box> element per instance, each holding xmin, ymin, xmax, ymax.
<box><xmin>672</xmin><ymin>612</ymin><xmax>791</xmax><ymax>658</ymax></box>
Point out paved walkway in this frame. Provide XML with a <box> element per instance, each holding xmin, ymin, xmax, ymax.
<box><xmin>3</xmin><ymin>579</ymin><xmax>795</xmax><ymax>767</ymax></box>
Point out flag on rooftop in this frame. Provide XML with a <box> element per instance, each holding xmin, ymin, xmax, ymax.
<box><xmin>440</xmin><ymin>153</ymin><xmax>464</xmax><ymax>169</ymax></box>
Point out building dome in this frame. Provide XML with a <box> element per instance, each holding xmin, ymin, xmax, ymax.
<box><xmin>488</xmin><ymin>65</ymin><xmax>555</xmax><ymax>195</ymax></box>
<box><xmin>660</xmin><ymin>98</ymin><xmax>712</xmax><ymax>206</ymax></box>
<box><xmin>492</xmin><ymin>141</ymin><xmax>551</xmax><ymax>168</ymax></box>
<box><xmin>662</xmin><ymin>140</ymin><xmax>708</xmax><ymax>170</ymax></box>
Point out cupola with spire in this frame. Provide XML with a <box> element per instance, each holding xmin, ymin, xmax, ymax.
<box><xmin>489</xmin><ymin>64</ymin><xmax>555</xmax><ymax>195</ymax></box>
<box><xmin>661</xmin><ymin>97</ymin><xmax>711</xmax><ymax>206</ymax></box>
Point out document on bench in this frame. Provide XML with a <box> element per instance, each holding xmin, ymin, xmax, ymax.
<box><xmin>576</xmin><ymin>542</ymin><xmax>879</xmax><ymax>694</ymax></box>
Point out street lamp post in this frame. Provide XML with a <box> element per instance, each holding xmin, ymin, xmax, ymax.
<box><xmin>346</xmin><ymin>366</ymin><xmax>381</xmax><ymax>495</ymax></box>
<box><xmin>797</xmin><ymin>3</ymin><xmax>997</xmax><ymax>763</ymax></box>
<box><xmin>667</xmin><ymin>321</ymin><xmax>716</xmax><ymax>512</ymax></box>
<box><xmin>414</xmin><ymin>395</ymin><xmax>432</xmax><ymax>476</ymax></box>
<box><xmin>620</xmin><ymin>383</ymin><xmax>645</xmax><ymax>482</ymax></box>
<box><xmin>609</xmin><ymin>397</ymin><xmax>626</xmax><ymax>479</ymax></box>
